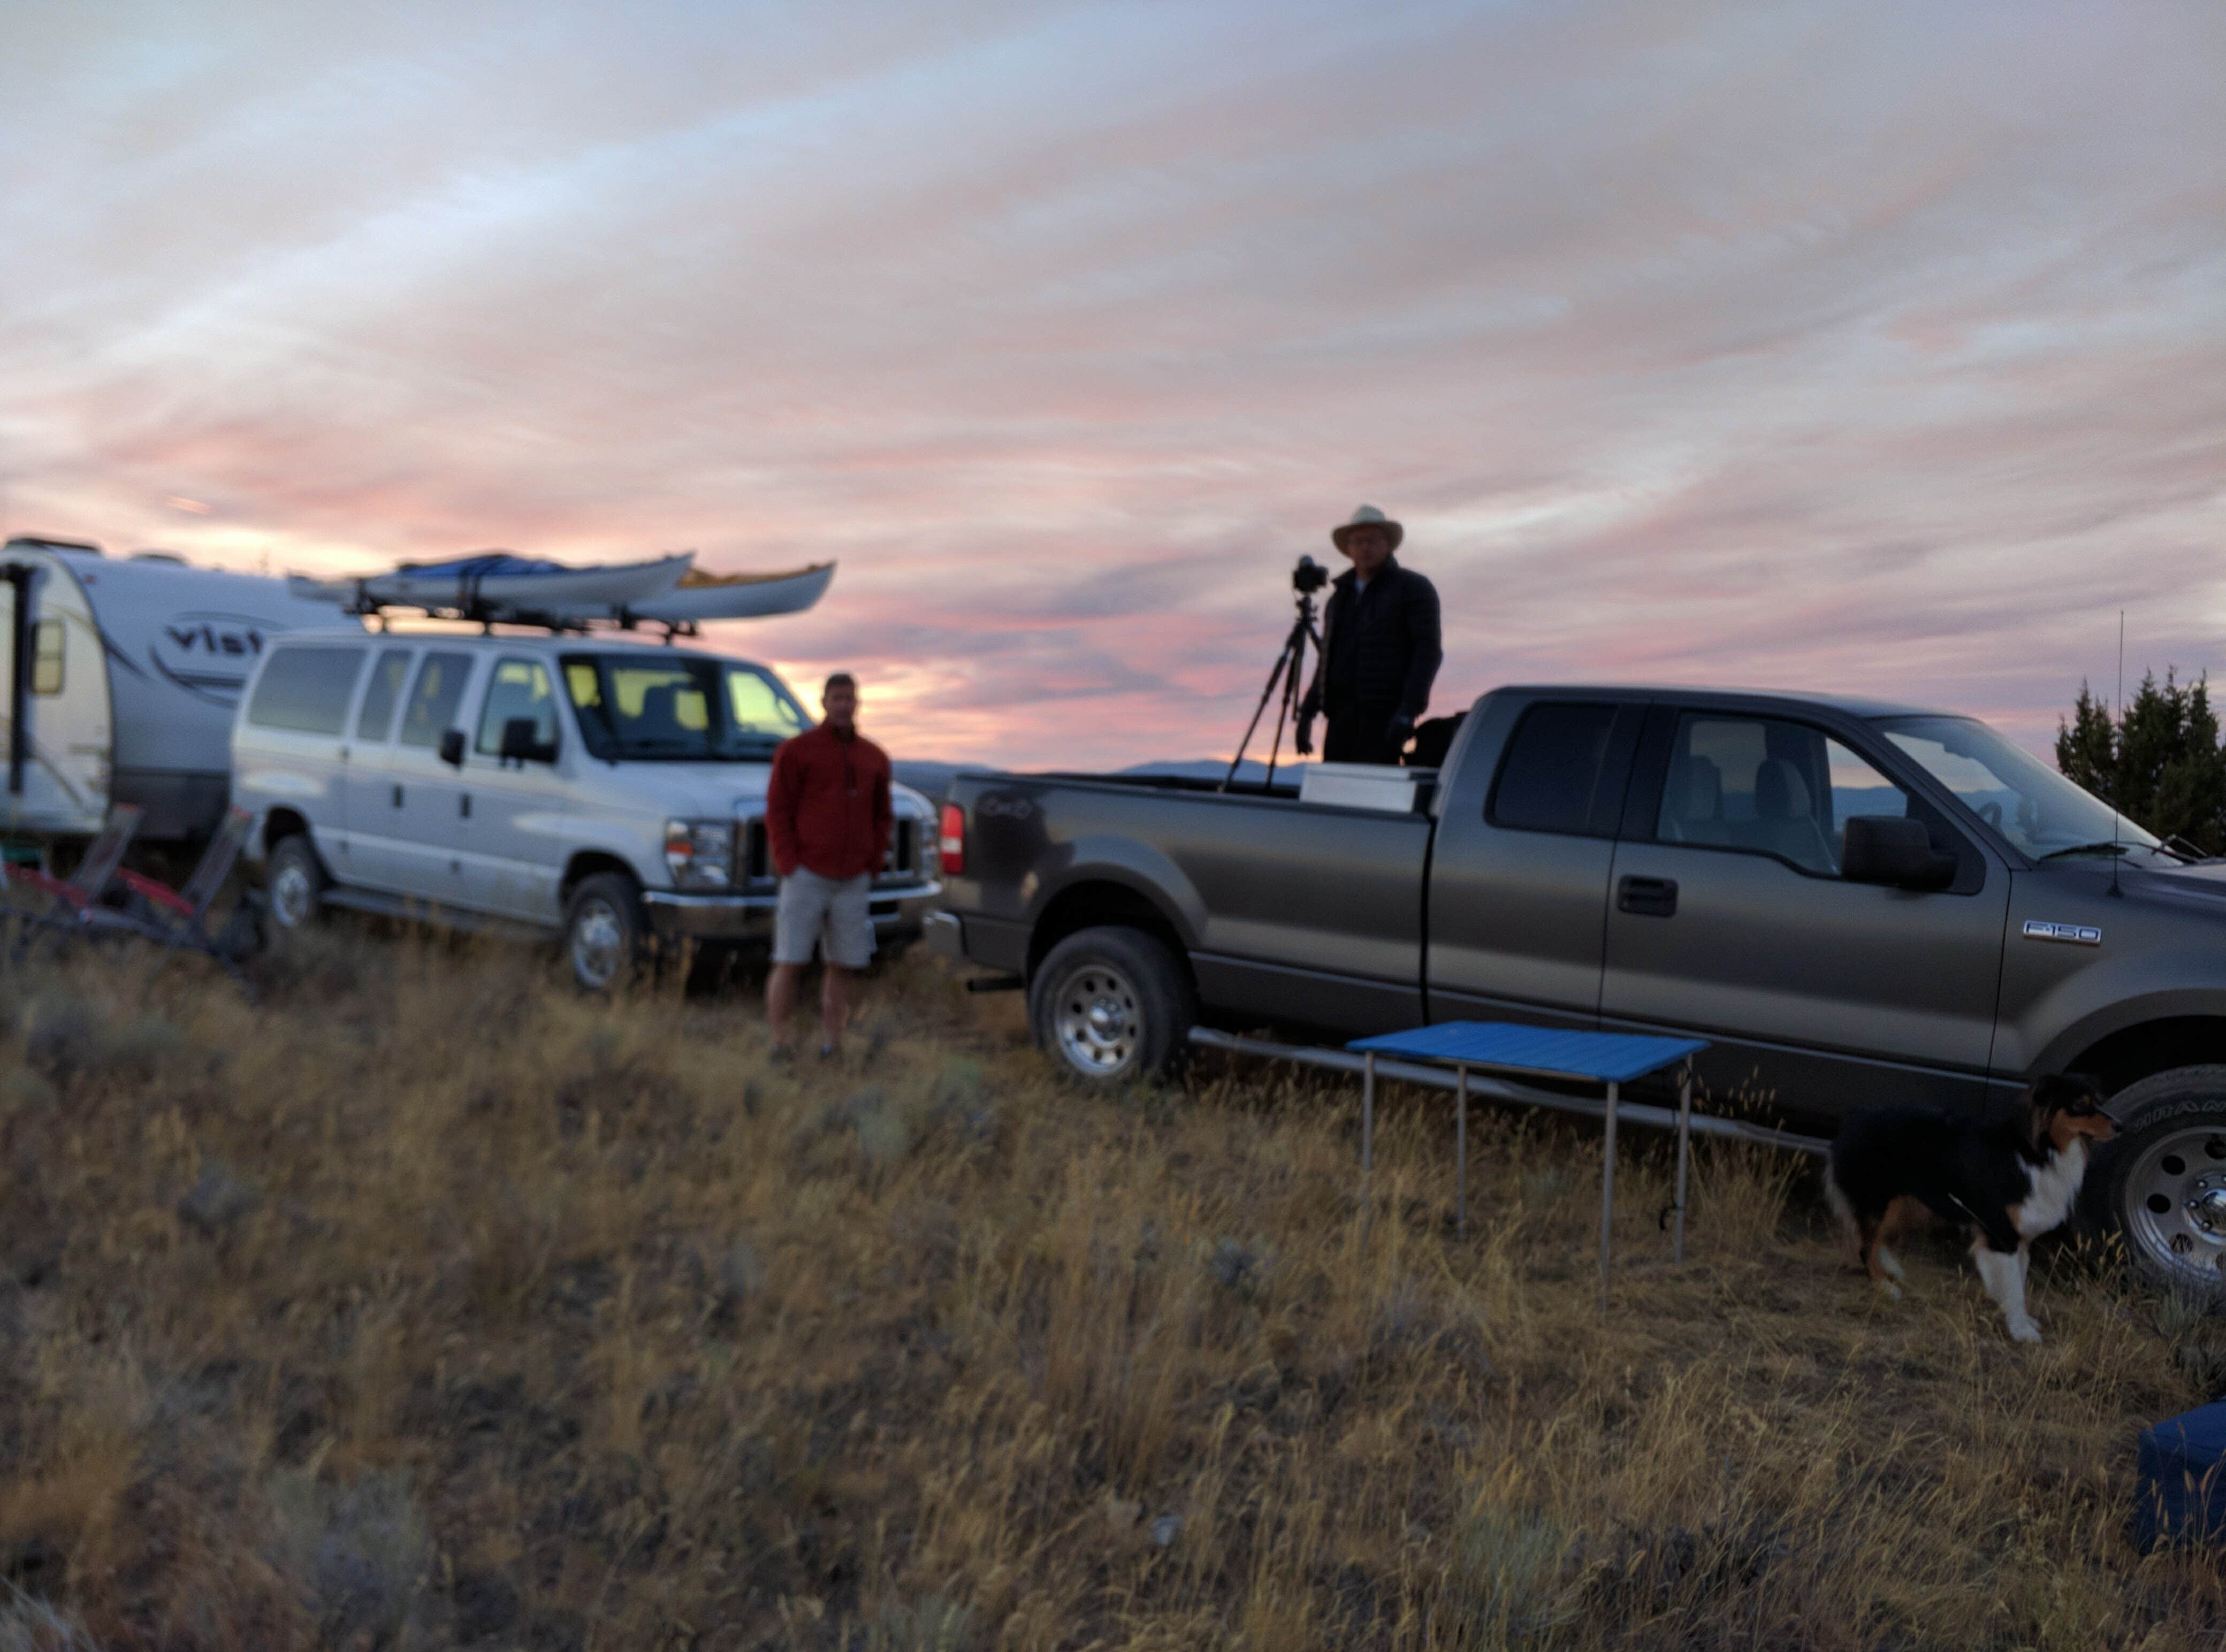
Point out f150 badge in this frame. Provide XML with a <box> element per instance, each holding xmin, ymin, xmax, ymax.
<box><xmin>2023</xmin><ymin>920</ymin><xmax>2102</xmax><ymax>946</ymax></box>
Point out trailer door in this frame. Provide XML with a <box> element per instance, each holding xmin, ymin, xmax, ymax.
<box><xmin>0</xmin><ymin>553</ymin><xmax>111</xmax><ymax>837</ymax></box>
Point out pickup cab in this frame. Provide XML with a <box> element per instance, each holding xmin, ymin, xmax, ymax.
<box><xmin>928</xmin><ymin>686</ymin><xmax>2226</xmax><ymax>1289</ymax></box>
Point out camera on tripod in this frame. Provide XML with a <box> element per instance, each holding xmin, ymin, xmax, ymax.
<box><xmin>1222</xmin><ymin>556</ymin><xmax>1330</xmax><ymax>791</ymax></box>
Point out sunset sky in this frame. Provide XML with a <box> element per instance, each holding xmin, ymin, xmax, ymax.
<box><xmin>5</xmin><ymin>2</ymin><xmax>2222</xmax><ymax>767</ymax></box>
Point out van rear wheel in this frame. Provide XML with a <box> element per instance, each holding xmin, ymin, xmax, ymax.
<box><xmin>564</xmin><ymin>873</ymin><xmax>643</xmax><ymax>992</ymax></box>
<box><xmin>1029</xmin><ymin>926</ymin><xmax>1193</xmax><ymax>1085</ymax></box>
<box><xmin>266</xmin><ymin>836</ymin><xmax>326</xmax><ymax>931</ymax></box>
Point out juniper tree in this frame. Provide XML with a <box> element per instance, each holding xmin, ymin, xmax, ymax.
<box><xmin>2055</xmin><ymin>669</ymin><xmax>2226</xmax><ymax>855</ymax></box>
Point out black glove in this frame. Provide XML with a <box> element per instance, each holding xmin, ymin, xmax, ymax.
<box><xmin>1386</xmin><ymin>713</ymin><xmax>1415</xmax><ymax>749</ymax></box>
<box><xmin>1294</xmin><ymin>714</ymin><xmax>1315</xmax><ymax>758</ymax></box>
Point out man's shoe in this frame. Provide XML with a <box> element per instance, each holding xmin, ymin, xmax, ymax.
<box><xmin>768</xmin><ymin>1043</ymin><xmax>796</xmax><ymax>1067</ymax></box>
<box><xmin>817</xmin><ymin>1043</ymin><xmax>840</xmax><ymax>1062</ymax></box>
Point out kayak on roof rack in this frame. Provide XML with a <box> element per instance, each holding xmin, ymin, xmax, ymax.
<box><xmin>288</xmin><ymin>550</ymin><xmax>694</xmax><ymax>616</ymax></box>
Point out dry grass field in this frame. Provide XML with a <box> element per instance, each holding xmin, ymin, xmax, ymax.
<box><xmin>4</xmin><ymin>915</ymin><xmax>2226</xmax><ymax>1650</ymax></box>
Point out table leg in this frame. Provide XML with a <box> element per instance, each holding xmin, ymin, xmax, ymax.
<box><xmin>1361</xmin><ymin>1052</ymin><xmax>1375</xmax><ymax>1226</ymax></box>
<box><xmin>1456</xmin><ymin>1065</ymin><xmax>1468</xmax><ymax>1241</ymax></box>
<box><xmin>1600</xmin><ymin>1079</ymin><xmax>1619</xmax><ymax>1312</ymax></box>
<box><xmin>1673</xmin><ymin>1064</ymin><xmax>1693</xmax><ymax>1265</ymax></box>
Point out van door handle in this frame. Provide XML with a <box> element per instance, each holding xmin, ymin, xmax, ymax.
<box><xmin>459</xmin><ymin>793</ymin><xmax>471</xmax><ymax>820</ymax></box>
<box><xmin>391</xmin><ymin>784</ymin><xmax>404</xmax><ymax>809</ymax></box>
<box><xmin>1618</xmin><ymin>875</ymin><xmax>1678</xmax><ymax>917</ymax></box>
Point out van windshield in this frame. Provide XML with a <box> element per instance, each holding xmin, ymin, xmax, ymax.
<box><xmin>560</xmin><ymin>653</ymin><xmax>810</xmax><ymax>761</ymax></box>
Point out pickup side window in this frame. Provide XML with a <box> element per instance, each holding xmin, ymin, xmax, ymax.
<box><xmin>1488</xmin><ymin>702</ymin><xmax>1638</xmax><ymax>837</ymax></box>
<box><xmin>1657</xmin><ymin>713</ymin><xmax>1916</xmax><ymax>877</ymax></box>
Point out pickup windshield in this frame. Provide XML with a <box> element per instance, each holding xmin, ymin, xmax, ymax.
<box><xmin>1875</xmin><ymin>714</ymin><xmax>2162</xmax><ymax>861</ymax></box>
<box><xmin>560</xmin><ymin>653</ymin><xmax>809</xmax><ymax>761</ymax></box>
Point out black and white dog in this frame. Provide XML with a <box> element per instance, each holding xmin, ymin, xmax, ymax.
<box><xmin>1826</xmin><ymin>1074</ymin><xmax>2115</xmax><ymax>1343</ymax></box>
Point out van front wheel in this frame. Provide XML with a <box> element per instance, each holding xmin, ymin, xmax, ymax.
<box><xmin>565</xmin><ymin>873</ymin><xmax>643</xmax><ymax>992</ymax></box>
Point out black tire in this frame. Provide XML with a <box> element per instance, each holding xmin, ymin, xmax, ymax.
<box><xmin>563</xmin><ymin>872</ymin><xmax>643</xmax><ymax>992</ymax></box>
<box><xmin>265</xmin><ymin>836</ymin><xmax>327</xmax><ymax>933</ymax></box>
<box><xmin>2101</xmin><ymin>1065</ymin><xmax>2226</xmax><ymax>1294</ymax></box>
<box><xmin>1028</xmin><ymin>926</ymin><xmax>1194</xmax><ymax>1085</ymax></box>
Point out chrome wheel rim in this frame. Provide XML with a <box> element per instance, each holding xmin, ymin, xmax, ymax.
<box><xmin>270</xmin><ymin>857</ymin><xmax>314</xmax><ymax>929</ymax></box>
<box><xmin>1053</xmin><ymin>963</ymin><xmax>1140</xmax><ymax>1078</ymax></box>
<box><xmin>571</xmin><ymin>899</ymin><xmax>626</xmax><ymax>990</ymax></box>
<box><xmin>2125</xmin><ymin>1123</ymin><xmax>2226</xmax><ymax>1283</ymax></box>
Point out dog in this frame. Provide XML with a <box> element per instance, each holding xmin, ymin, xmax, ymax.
<box><xmin>1825</xmin><ymin>1073</ymin><xmax>2115</xmax><ymax>1343</ymax></box>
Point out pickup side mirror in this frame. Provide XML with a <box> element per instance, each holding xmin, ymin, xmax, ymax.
<box><xmin>1841</xmin><ymin>815</ymin><xmax>1956</xmax><ymax>891</ymax></box>
<box><xmin>438</xmin><ymin>728</ymin><xmax>466</xmax><ymax>768</ymax></box>
<box><xmin>499</xmin><ymin>717</ymin><xmax>558</xmax><ymax>766</ymax></box>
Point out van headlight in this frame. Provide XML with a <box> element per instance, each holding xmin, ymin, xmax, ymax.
<box><xmin>664</xmin><ymin>818</ymin><xmax>735</xmax><ymax>889</ymax></box>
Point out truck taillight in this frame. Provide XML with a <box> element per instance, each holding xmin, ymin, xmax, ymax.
<box><xmin>938</xmin><ymin>802</ymin><xmax>966</xmax><ymax>876</ymax></box>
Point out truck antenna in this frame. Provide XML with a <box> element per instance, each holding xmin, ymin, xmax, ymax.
<box><xmin>2110</xmin><ymin>608</ymin><xmax>2125</xmax><ymax>898</ymax></box>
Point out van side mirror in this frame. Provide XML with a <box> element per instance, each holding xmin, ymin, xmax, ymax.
<box><xmin>438</xmin><ymin>729</ymin><xmax>465</xmax><ymax>768</ymax></box>
<box><xmin>1842</xmin><ymin>815</ymin><xmax>1956</xmax><ymax>891</ymax></box>
<box><xmin>499</xmin><ymin>717</ymin><xmax>557</xmax><ymax>765</ymax></box>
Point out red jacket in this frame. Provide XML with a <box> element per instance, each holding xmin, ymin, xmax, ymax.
<box><xmin>765</xmin><ymin>722</ymin><xmax>893</xmax><ymax>881</ymax></box>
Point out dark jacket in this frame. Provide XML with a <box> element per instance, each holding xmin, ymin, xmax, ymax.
<box><xmin>766</xmin><ymin>722</ymin><xmax>893</xmax><ymax>881</ymax></box>
<box><xmin>1299</xmin><ymin>555</ymin><xmax>1443</xmax><ymax>724</ymax></box>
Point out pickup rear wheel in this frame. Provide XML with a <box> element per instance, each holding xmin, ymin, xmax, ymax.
<box><xmin>1031</xmin><ymin>926</ymin><xmax>1193</xmax><ymax>1085</ymax></box>
<box><xmin>2102</xmin><ymin>1066</ymin><xmax>2226</xmax><ymax>1294</ymax></box>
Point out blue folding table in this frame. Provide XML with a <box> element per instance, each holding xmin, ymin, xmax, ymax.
<box><xmin>1347</xmin><ymin>1022</ymin><xmax>1709</xmax><ymax>1304</ymax></box>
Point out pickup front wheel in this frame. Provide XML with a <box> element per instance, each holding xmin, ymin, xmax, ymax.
<box><xmin>2103</xmin><ymin>1066</ymin><xmax>2226</xmax><ymax>1294</ymax></box>
<box><xmin>1030</xmin><ymin>926</ymin><xmax>1194</xmax><ymax>1085</ymax></box>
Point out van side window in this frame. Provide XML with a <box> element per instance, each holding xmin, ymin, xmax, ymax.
<box><xmin>1488</xmin><ymin>702</ymin><xmax>1630</xmax><ymax>836</ymax></box>
<box><xmin>246</xmin><ymin>646</ymin><xmax>367</xmax><ymax>736</ymax></box>
<box><xmin>354</xmin><ymin>648</ymin><xmax>414</xmax><ymax>741</ymax></box>
<box><xmin>476</xmin><ymin>659</ymin><xmax>558</xmax><ymax>756</ymax></box>
<box><xmin>1657</xmin><ymin>713</ymin><xmax>1915</xmax><ymax>876</ymax></box>
<box><xmin>397</xmin><ymin>652</ymin><xmax>475</xmax><ymax>749</ymax></box>
<box><xmin>32</xmin><ymin>620</ymin><xmax>63</xmax><ymax>695</ymax></box>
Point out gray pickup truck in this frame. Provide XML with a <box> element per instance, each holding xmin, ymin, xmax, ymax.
<box><xmin>926</xmin><ymin>685</ymin><xmax>2226</xmax><ymax>1288</ymax></box>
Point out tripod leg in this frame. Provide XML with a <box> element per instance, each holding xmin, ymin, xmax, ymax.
<box><xmin>1223</xmin><ymin>634</ymin><xmax>1295</xmax><ymax>791</ymax></box>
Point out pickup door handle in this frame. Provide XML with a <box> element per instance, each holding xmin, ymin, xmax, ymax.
<box><xmin>459</xmin><ymin>793</ymin><xmax>471</xmax><ymax>820</ymax></box>
<box><xmin>1618</xmin><ymin>875</ymin><xmax>1678</xmax><ymax>917</ymax></box>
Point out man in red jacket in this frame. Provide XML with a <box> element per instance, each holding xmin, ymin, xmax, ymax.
<box><xmin>764</xmin><ymin>672</ymin><xmax>893</xmax><ymax>1059</ymax></box>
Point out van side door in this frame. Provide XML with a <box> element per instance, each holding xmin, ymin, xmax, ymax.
<box><xmin>1599</xmin><ymin>705</ymin><xmax>2009</xmax><ymax>1115</ymax></box>
<box><xmin>383</xmin><ymin>649</ymin><xmax>482</xmax><ymax>909</ymax></box>
<box><xmin>456</xmin><ymin>655</ymin><xmax>569</xmax><ymax>922</ymax></box>
<box><xmin>338</xmin><ymin>645</ymin><xmax>416</xmax><ymax>893</ymax></box>
<box><xmin>1425</xmin><ymin>695</ymin><xmax>1646</xmax><ymax>1027</ymax></box>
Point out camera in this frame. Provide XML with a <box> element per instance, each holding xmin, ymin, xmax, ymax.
<box><xmin>1291</xmin><ymin>554</ymin><xmax>1329</xmax><ymax>595</ymax></box>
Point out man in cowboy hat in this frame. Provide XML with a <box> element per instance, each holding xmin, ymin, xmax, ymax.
<box><xmin>1296</xmin><ymin>504</ymin><xmax>1443</xmax><ymax>764</ymax></box>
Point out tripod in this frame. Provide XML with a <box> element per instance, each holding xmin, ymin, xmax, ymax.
<box><xmin>1222</xmin><ymin>591</ymin><xmax>1322</xmax><ymax>792</ymax></box>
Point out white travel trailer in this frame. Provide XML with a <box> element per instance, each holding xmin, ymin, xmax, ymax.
<box><xmin>1</xmin><ymin>536</ymin><xmax>356</xmax><ymax>842</ymax></box>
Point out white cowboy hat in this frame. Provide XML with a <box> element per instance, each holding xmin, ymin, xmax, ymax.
<box><xmin>1331</xmin><ymin>503</ymin><xmax>1404</xmax><ymax>554</ymax></box>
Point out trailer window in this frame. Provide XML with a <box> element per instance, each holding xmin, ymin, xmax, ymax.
<box><xmin>246</xmin><ymin>646</ymin><xmax>366</xmax><ymax>736</ymax></box>
<box><xmin>397</xmin><ymin>652</ymin><xmax>475</xmax><ymax>749</ymax></box>
<box><xmin>32</xmin><ymin>620</ymin><xmax>63</xmax><ymax>695</ymax></box>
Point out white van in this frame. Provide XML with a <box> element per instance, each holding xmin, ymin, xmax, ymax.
<box><xmin>229</xmin><ymin>630</ymin><xmax>940</xmax><ymax>988</ymax></box>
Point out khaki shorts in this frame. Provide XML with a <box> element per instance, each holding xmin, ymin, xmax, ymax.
<box><xmin>773</xmin><ymin>868</ymin><xmax>875</xmax><ymax>968</ymax></box>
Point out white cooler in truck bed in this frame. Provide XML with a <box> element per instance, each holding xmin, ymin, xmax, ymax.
<box><xmin>1298</xmin><ymin>762</ymin><xmax>1436</xmax><ymax>813</ymax></box>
